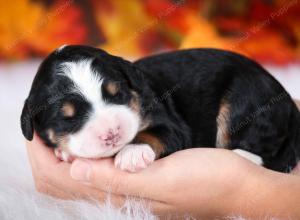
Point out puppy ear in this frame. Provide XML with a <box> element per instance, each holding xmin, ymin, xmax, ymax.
<box><xmin>121</xmin><ymin>62</ymin><xmax>145</xmax><ymax>93</ymax></box>
<box><xmin>20</xmin><ymin>99</ymin><xmax>34</xmax><ymax>141</ymax></box>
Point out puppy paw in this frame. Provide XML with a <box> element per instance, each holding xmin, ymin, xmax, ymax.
<box><xmin>114</xmin><ymin>144</ymin><xmax>155</xmax><ymax>172</ymax></box>
<box><xmin>54</xmin><ymin>148</ymin><xmax>74</xmax><ymax>162</ymax></box>
<box><xmin>233</xmin><ymin>149</ymin><xmax>263</xmax><ymax>166</ymax></box>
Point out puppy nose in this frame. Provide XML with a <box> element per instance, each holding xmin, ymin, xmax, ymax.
<box><xmin>99</xmin><ymin>127</ymin><xmax>121</xmax><ymax>146</ymax></box>
<box><xmin>102</xmin><ymin>132</ymin><xmax>117</xmax><ymax>141</ymax></box>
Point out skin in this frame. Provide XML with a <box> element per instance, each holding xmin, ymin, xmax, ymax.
<box><xmin>27</xmin><ymin>133</ymin><xmax>300</xmax><ymax>220</ymax></box>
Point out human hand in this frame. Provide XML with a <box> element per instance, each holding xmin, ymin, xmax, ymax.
<box><xmin>27</xmin><ymin>132</ymin><xmax>257</xmax><ymax>218</ymax></box>
<box><xmin>69</xmin><ymin>147</ymin><xmax>271</xmax><ymax>219</ymax></box>
<box><xmin>26</xmin><ymin>133</ymin><xmax>126</xmax><ymax>205</ymax></box>
<box><xmin>27</xmin><ymin>133</ymin><xmax>300</xmax><ymax>219</ymax></box>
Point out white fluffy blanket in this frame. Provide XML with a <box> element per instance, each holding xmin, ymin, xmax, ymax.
<box><xmin>0</xmin><ymin>61</ymin><xmax>299</xmax><ymax>220</ymax></box>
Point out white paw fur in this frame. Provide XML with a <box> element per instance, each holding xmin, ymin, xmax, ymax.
<box><xmin>114</xmin><ymin>144</ymin><xmax>155</xmax><ymax>172</ymax></box>
<box><xmin>233</xmin><ymin>149</ymin><xmax>263</xmax><ymax>165</ymax></box>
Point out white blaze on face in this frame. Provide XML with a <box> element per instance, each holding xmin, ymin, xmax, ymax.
<box><xmin>59</xmin><ymin>60</ymin><xmax>140</xmax><ymax>158</ymax></box>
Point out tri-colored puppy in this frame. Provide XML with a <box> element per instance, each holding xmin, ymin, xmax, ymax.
<box><xmin>21</xmin><ymin>45</ymin><xmax>300</xmax><ymax>172</ymax></box>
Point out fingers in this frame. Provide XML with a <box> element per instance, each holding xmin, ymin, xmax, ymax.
<box><xmin>26</xmin><ymin>132</ymin><xmax>60</xmax><ymax>185</ymax></box>
<box><xmin>27</xmin><ymin>144</ymin><xmax>127</xmax><ymax>205</ymax></box>
<box><xmin>69</xmin><ymin>158</ymin><xmax>173</xmax><ymax>213</ymax></box>
<box><xmin>41</xmin><ymin>159</ymin><xmax>169</xmax><ymax>212</ymax></box>
<box><xmin>70</xmin><ymin>158</ymin><xmax>160</xmax><ymax>199</ymax></box>
<box><xmin>66</xmin><ymin>160</ymin><xmax>172</xmax><ymax>212</ymax></box>
<box><xmin>26</xmin><ymin>132</ymin><xmax>59</xmax><ymax>166</ymax></box>
<box><xmin>25</xmin><ymin>133</ymin><xmax>171</xmax><ymax>212</ymax></box>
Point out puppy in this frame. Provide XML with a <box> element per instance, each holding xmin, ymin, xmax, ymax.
<box><xmin>21</xmin><ymin>45</ymin><xmax>300</xmax><ymax>172</ymax></box>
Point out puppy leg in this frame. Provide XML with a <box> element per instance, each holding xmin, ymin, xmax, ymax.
<box><xmin>114</xmin><ymin>125</ymin><xmax>188</xmax><ymax>172</ymax></box>
<box><xmin>233</xmin><ymin>149</ymin><xmax>263</xmax><ymax>166</ymax></box>
<box><xmin>114</xmin><ymin>144</ymin><xmax>155</xmax><ymax>172</ymax></box>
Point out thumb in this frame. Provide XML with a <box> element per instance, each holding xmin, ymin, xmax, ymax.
<box><xmin>70</xmin><ymin>158</ymin><xmax>154</xmax><ymax>197</ymax></box>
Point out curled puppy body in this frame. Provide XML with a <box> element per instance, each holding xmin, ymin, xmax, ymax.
<box><xmin>21</xmin><ymin>45</ymin><xmax>300</xmax><ymax>173</ymax></box>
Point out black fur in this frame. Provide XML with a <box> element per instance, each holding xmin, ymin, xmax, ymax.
<box><xmin>21</xmin><ymin>45</ymin><xmax>300</xmax><ymax>172</ymax></box>
<box><xmin>134</xmin><ymin>49</ymin><xmax>300</xmax><ymax>172</ymax></box>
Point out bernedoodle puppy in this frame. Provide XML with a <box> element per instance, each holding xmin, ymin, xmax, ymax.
<box><xmin>21</xmin><ymin>45</ymin><xmax>300</xmax><ymax>173</ymax></box>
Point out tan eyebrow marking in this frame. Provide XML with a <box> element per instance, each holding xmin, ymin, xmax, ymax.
<box><xmin>61</xmin><ymin>102</ymin><xmax>75</xmax><ymax>117</ymax></box>
<box><xmin>106</xmin><ymin>82</ymin><xmax>119</xmax><ymax>96</ymax></box>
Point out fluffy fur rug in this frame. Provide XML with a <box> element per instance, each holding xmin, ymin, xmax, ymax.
<box><xmin>0</xmin><ymin>61</ymin><xmax>299</xmax><ymax>220</ymax></box>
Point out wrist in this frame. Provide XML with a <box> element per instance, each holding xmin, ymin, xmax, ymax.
<box><xmin>227</xmin><ymin>166</ymin><xmax>300</xmax><ymax>219</ymax></box>
<box><xmin>213</xmin><ymin>163</ymin><xmax>265</xmax><ymax>218</ymax></box>
<box><xmin>203</xmin><ymin>162</ymin><xmax>267</xmax><ymax>218</ymax></box>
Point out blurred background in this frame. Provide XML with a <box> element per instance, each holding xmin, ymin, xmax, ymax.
<box><xmin>1</xmin><ymin>0</ymin><xmax>300</xmax><ymax>63</ymax></box>
<box><xmin>0</xmin><ymin>0</ymin><xmax>300</xmax><ymax>141</ymax></box>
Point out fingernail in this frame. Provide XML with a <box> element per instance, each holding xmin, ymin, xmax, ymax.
<box><xmin>70</xmin><ymin>160</ymin><xmax>91</xmax><ymax>181</ymax></box>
